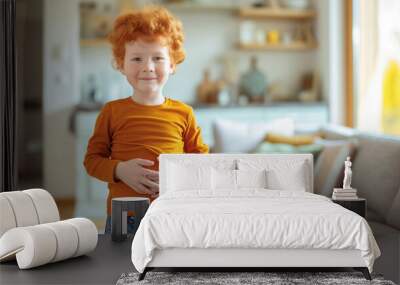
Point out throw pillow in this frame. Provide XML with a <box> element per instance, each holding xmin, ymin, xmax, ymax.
<box><xmin>212</xmin><ymin>118</ymin><xmax>295</xmax><ymax>153</ymax></box>
<box><xmin>253</xmin><ymin>142</ymin><xmax>323</xmax><ymax>163</ymax></box>
<box><xmin>313</xmin><ymin>139</ymin><xmax>358</xmax><ymax>197</ymax></box>
<box><xmin>265</xmin><ymin>133</ymin><xmax>318</xmax><ymax>146</ymax></box>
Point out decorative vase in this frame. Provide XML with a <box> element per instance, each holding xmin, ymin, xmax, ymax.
<box><xmin>239</xmin><ymin>56</ymin><xmax>268</xmax><ymax>103</ymax></box>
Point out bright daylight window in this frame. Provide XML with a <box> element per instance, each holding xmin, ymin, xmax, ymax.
<box><xmin>354</xmin><ymin>0</ymin><xmax>400</xmax><ymax>136</ymax></box>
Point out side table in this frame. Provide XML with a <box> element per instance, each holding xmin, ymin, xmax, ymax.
<box><xmin>112</xmin><ymin>197</ymin><xmax>150</xmax><ymax>241</ymax></box>
<box><xmin>332</xmin><ymin>198</ymin><xmax>366</xmax><ymax>218</ymax></box>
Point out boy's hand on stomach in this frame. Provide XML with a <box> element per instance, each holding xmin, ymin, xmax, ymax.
<box><xmin>115</xmin><ymin>159</ymin><xmax>159</xmax><ymax>197</ymax></box>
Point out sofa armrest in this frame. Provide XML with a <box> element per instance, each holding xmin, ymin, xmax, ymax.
<box><xmin>369</xmin><ymin>221</ymin><xmax>400</xmax><ymax>284</ymax></box>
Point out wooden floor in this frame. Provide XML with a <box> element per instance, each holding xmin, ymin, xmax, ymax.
<box><xmin>55</xmin><ymin>199</ymin><xmax>106</xmax><ymax>232</ymax></box>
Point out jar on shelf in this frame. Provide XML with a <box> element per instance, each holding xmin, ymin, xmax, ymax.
<box><xmin>267</xmin><ymin>30</ymin><xmax>280</xmax><ymax>44</ymax></box>
<box><xmin>255</xmin><ymin>28</ymin><xmax>266</xmax><ymax>45</ymax></box>
<box><xmin>282</xmin><ymin>31</ymin><xmax>293</xmax><ymax>45</ymax></box>
<box><xmin>239</xmin><ymin>21</ymin><xmax>255</xmax><ymax>44</ymax></box>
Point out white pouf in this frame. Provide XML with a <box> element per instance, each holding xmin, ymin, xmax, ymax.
<box><xmin>0</xmin><ymin>189</ymin><xmax>98</xmax><ymax>269</ymax></box>
<box><xmin>42</xmin><ymin>221</ymin><xmax>79</xmax><ymax>262</ymax></box>
<box><xmin>65</xmin><ymin>218</ymin><xmax>98</xmax><ymax>257</ymax></box>
<box><xmin>23</xmin><ymin>189</ymin><xmax>60</xmax><ymax>223</ymax></box>
<box><xmin>0</xmin><ymin>196</ymin><xmax>17</xmax><ymax>237</ymax></box>
<box><xmin>0</xmin><ymin>226</ymin><xmax>57</xmax><ymax>269</ymax></box>
<box><xmin>0</xmin><ymin>191</ymin><xmax>39</xmax><ymax>227</ymax></box>
<box><xmin>0</xmin><ymin>218</ymin><xmax>98</xmax><ymax>269</ymax></box>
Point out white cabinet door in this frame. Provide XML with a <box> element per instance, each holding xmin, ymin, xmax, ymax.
<box><xmin>75</xmin><ymin>112</ymin><xmax>108</xmax><ymax>219</ymax></box>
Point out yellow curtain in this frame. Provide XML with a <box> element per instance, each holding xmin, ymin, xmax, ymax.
<box><xmin>382</xmin><ymin>60</ymin><xmax>400</xmax><ymax>135</ymax></box>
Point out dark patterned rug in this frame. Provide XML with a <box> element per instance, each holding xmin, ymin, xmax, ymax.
<box><xmin>116</xmin><ymin>271</ymin><xmax>396</xmax><ymax>285</ymax></box>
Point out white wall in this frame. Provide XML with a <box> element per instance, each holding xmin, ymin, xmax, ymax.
<box><xmin>316</xmin><ymin>0</ymin><xmax>345</xmax><ymax>125</ymax></box>
<box><xmin>328</xmin><ymin>0</ymin><xmax>345</xmax><ymax>125</ymax></box>
<box><xmin>43</xmin><ymin>0</ymin><xmax>80</xmax><ymax>198</ymax></box>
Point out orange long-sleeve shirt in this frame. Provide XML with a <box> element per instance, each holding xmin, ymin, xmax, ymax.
<box><xmin>83</xmin><ymin>97</ymin><xmax>209</xmax><ymax>215</ymax></box>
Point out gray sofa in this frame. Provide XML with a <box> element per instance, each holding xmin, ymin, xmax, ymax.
<box><xmin>315</xmin><ymin>125</ymin><xmax>400</xmax><ymax>283</ymax></box>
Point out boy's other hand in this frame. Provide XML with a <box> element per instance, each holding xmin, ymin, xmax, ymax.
<box><xmin>115</xmin><ymin>159</ymin><xmax>159</xmax><ymax>197</ymax></box>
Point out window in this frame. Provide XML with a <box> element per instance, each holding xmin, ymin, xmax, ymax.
<box><xmin>354</xmin><ymin>0</ymin><xmax>400</xmax><ymax>136</ymax></box>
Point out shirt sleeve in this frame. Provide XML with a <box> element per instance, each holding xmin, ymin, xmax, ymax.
<box><xmin>83</xmin><ymin>103</ymin><xmax>121</xmax><ymax>183</ymax></box>
<box><xmin>183</xmin><ymin>107</ymin><xmax>209</xmax><ymax>153</ymax></box>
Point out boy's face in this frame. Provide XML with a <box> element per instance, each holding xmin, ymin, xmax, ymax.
<box><xmin>121</xmin><ymin>38</ymin><xmax>174</xmax><ymax>98</ymax></box>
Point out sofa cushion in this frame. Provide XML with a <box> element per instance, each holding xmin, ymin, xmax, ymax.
<box><xmin>253</xmin><ymin>142</ymin><xmax>324</xmax><ymax>163</ymax></box>
<box><xmin>387</xmin><ymin>186</ymin><xmax>400</xmax><ymax>230</ymax></box>
<box><xmin>313</xmin><ymin>140</ymin><xmax>357</xmax><ymax>197</ymax></box>
<box><xmin>352</xmin><ymin>134</ymin><xmax>400</xmax><ymax>224</ymax></box>
<box><xmin>369</xmin><ymin>220</ymin><xmax>400</xmax><ymax>284</ymax></box>
<box><xmin>264</xmin><ymin>133</ymin><xmax>318</xmax><ymax>146</ymax></box>
<box><xmin>368</xmin><ymin>221</ymin><xmax>400</xmax><ymax>284</ymax></box>
<box><xmin>319</xmin><ymin>124</ymin><xmax>358</xmax><ymax>140</ymax></box>
<box><xmin>367</xmin><ymin>208</ymin><xmax>386</xmax><ymax>224</ymax></box>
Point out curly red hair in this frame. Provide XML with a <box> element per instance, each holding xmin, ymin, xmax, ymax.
<box><xmin>108</xmin><ymin>6</ymin><xmax>185</xmax><ymax>70</ymax></box>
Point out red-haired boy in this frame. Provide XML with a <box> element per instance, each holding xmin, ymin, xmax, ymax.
<box><xmin>83</xmin><ymin>6</ymin><xmax>209</xmax><ymax>233</ymax></box>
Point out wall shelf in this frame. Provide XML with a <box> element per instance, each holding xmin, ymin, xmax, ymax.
<box><xmin>238</xmin><ymin>42</ymin><xmax>317</xmax><ymax>51</ymax></box>
<box><xmin>164</xmin><ymin>3</ymin><xmax>236</xmax><ymax>12</ymax></box>
<box><xmin>238</xmin><ymin>7</ymin><xmax>316</xmax><ymax>20</ymax></box>
<box><xmin>164</xmin><ymin>4</ymin><xmax>316</xmax><ymax>18</ymax></box>
<box><xmin>237</xmin><ymin>6</ymin><xmax>317</xmax><ymax>52</ymax></box>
